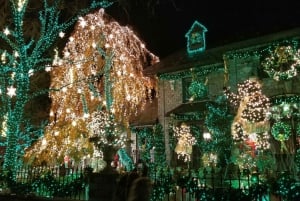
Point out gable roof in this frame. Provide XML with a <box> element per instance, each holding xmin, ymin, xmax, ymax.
<box><xmin>143</xmin><ymin>27</ymin><xmax>300</xmax><ymax>76</ymax></box>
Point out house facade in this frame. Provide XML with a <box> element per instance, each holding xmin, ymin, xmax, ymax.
<box><xmin>143</xmin><ymin>27</ymin><xmax>300</xmax><ymax>172</ymax></box>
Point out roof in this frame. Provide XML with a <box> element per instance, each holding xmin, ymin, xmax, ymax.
<box><xmin>165</xmin><ymin>99</ymin><xmax>212</xmax><ymax>117</ymax></box>
<box><xmin>143</xmin><ymin>27</ymin><xmax>300</xmax><ymax>76</ymax></box>
<box><xmin>129</xmin><ymin>98</ymin><xmax>158</xmax><ymax>127</ymax></box>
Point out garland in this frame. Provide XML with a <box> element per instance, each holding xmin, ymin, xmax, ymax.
<box><xmin>158</xmin><ymin>63</ymin><xmax>223</xmax><ymax>80</ymax></box>
<box><xmin>261</xmin><ymin>45</ymin><xmax>300</xmax><ymax>81</ymax></box>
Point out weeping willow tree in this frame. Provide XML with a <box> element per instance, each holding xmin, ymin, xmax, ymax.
<box><xmin>23</xmin><ymin>8</ymin><xmax>159</xmax><ymax>166</ymax></box>
<box><xmin>0</xmin><ymin>0</ymin><xmax>113</xmax><ymax>174</ymax></box>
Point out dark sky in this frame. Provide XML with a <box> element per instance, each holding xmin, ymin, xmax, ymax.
<box><xmin>106</xmin><ymin>0</ymin><xmax>300</xmax><ymax>58</ymax></box>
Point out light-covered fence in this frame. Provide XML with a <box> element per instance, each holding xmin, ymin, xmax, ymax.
<box><xmin>0</xmin><ymin>165</ymin><xmax>89</xmax><ymax>200</ymax></box>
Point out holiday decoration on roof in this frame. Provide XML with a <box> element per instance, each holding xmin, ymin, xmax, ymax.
<box><xmin>185</xmin><ymin>20</ymin><xmax>207</xmax><ymax>55</ymax></box>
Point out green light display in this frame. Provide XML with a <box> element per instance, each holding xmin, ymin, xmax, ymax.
<box><xmin>185</xmin><ymin>21</ymin><xmax>207</xmax><ymax>55</ymax></box>
<box><xmin>159</xmin><ymin>63</ymin><xmax>223</xmax><ymax>80</ymax></box>
<box><xmin>0</xmin><ymin>0</ymin><xmax>110</xmax><ymax>175</ymax></box>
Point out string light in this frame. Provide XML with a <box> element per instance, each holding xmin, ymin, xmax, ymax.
<box><xmin>6</xmin><ymin>86</ymin><xmax>16</xmax><ymax>97</ymax></box>
<box><xmin>261</xmin><ymin>45</ymin><xmax>300</xmax><ymax>81</ymax></box>
<box><xmin>173</xmin><ymin>123</ymin><xmax>196</xmax><ymax>162</ymax></box>
<box><xmin>25</xmin><ymin>8</ymin><xmax>158</xmax><ymax>165</ymax></box>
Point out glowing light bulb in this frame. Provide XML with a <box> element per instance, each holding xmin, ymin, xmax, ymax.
<box><xmin>3</xmin><ymin>28</ymin><xmax>10</xmax><ymax>35</ymax></box>
<box><xmin>7</xmin><ymin>86</ymin><xmax>16</xmax><ymax>97</ymax></box>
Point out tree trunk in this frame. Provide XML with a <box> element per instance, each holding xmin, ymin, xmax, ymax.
<box><xmin>101</xmin><ymin>146</ymin><xmax>118</xmax><ymax>173</ymax></box>
<box><xmin>3</xmin><ymin>121</ymin><xmax>19</xmax><ymax>174</ymax></box>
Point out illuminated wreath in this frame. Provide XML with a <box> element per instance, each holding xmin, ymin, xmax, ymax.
<box><xmin>261</xmin><ymin>46</ymin><xmax>300</xmax><ymax>81</ymax></box>
<box><xmin>271</xmin><ymin>121</ymin><xmax>292</xmax><ymax>141</ymax></box>
<box><xmin>188</xmin><ymin>81</ymin><xmax>208</xmax><ymax>99</ymax></box>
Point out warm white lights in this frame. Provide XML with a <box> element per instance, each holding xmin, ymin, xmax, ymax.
<box><xmin>7</xmin><ymin>86</ymin><xmax>16</xmax><ymax>97</ymax></box>
<box><xmin>174</xmin><ymin>123</ymin><xmax>196</xmax><ymax>162</ymax></box>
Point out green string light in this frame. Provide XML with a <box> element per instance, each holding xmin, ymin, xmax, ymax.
<box><xmin>261</xmin><ymin>45</ymin><xmax>300</xmax><ymax>81</ymax></box>
<box><xmin>224</xmin><ymin>39</ymin><xmax>299</xmax><ymax>59</ymax></box>
<box><xmin>158</xmin><ymin>63</ymin><xmax>223</xmax><ymax>80</ymax></box>
<box><xmin>188</xmin><ymin>81</ymin><xmax>208</xmax><ymax>100</ymax></box>
<box><xmin>0</xmin><ymin>0</ymin><xmax>112</xmax><ymax>173</ymax></box>
<box><xmin>271</xmin><ymin>121</ymin><xmax>292</xmax><ymax>141</ymax></box>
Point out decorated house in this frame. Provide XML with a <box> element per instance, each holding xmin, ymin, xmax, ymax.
<box><xmin>143</xmin><ymin>24</ymin><xmax>300</xmax><ymax>177</ymax></box>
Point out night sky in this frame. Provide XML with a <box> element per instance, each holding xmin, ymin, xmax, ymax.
<box><xmin>105</xmin><ymin>0</ymin><xmax>300</xmax><ymax>58</ymax></box>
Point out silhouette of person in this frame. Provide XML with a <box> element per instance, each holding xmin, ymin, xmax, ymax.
<box><xmin>127</xmin><ymin>177</ymin><xmax>152</xmax><ymax>201</ymax></box>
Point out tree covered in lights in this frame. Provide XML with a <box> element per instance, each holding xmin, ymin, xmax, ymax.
<box><xmin>0</xmin><ymin>0</ymin><xmax>115</xmax><ymax>172</ymax></box>
<box><xmin>224</xmin><ymin>79</ymin><xmax>272</xmax><ymax>170</ymax></box>
<box><xmin>133</xmin><ymin>124</ymin><xmax>166</xmax><ymax>168</ymax></box>
<box><xmin>24</xmin><ymin>8</ymin><xmax>159</xmax><ymax>166</ymax></box>
<box><xmin>203</xmin><ymin>95</ymin><xmax>234</xmax><ymax>167</ymax></box>
<box><xmin>173</xmin><ymin>123</ymin><xmax>196</xmax><ymax>162</ymax></box>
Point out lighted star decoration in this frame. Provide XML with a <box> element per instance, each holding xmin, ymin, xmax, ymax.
<box><xmin>3</xmin><ymin>28</ymin><xmax>10</xmax><ymax>35</ymax></box>
<box><xmin>7</xmin><ymin>86</ymin><xmax>16</xmax><ymax>97</ymax></box>
<box><xmin>173</xmin><ymin>123</ymin><xmax>196</xmax><ymax>162</ymax></box>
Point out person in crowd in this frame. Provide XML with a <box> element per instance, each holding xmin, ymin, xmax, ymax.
<box><xmin>127</xmin><ymin>176</ymin><xmax>152</xmax><ymax>201</ymax></box>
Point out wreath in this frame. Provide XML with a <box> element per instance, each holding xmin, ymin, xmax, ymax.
<box><xmin>261</xmin><ymin>45</ymin><xmax>300</xmax><ymax>81</ymax></box>
<box><xmin>271</xmin><ymin>121</ymin><xmax>291</xmax><ymax>141</ymax></box>
<box><xmin>188</xmin><ymin>80</ymin><xmax>208</xmax><ymax>100</ymax></box>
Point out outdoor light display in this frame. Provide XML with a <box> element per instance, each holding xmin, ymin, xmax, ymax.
<box><xmin>224</xmin><ymin>79</ymin><xmax>271</xmax><ymax>170</ymax></box>
<box><xmin>271</xmin><ymin>121</ymin><xmax>291</xmax><ymax>152</ymax></box>
<box><xmin>188</xmin><ymin>77</ymin><xmax>208</xmax><ymax>101</ymax></box>
<box><xmin>24</xmin><ymin>8</ymin><xmax>159</xmax><ymax>165</ymax></box>
<box><xmin>185</xmin><ymin>20</ymin><xmax>207</xmax><ymax>55</ymax></box>
<box><xmin>225</xmin><ymin>79</ymin><xmax>270</xmax><ymax>133</ymax></box>
<box><xmin>0</xmin><ymin>0</ymin><xmax>112</xmax><ymax>172</ymax></box>
<box><xmin>87</xmin><ymin>110</ymin><xmax>126</xmax><ymax>149</ymax></box>
<box><xmin>261</xmin><ymin>45</ymin><xmax>300</xmax><ymax>81</ymax></box>
<box><xmin>173</xmin><ymin>123</ymin><xmax>196</xmax><ymax>162</ymax></box>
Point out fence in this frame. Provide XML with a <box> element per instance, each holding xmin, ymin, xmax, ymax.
<box><xmin>150</xmin><ymin>166</ymin><xmax>300</xmax><ymax>201</ymax></box>
<box><xmin>1</xmin><ymin>165</ymin><xmax>300</xmax><ymax>201</ymax></box>
<box><xmin>0</xmin><ymin>165</ymin><xmax>89</xmax><ymax>200</ymax></box>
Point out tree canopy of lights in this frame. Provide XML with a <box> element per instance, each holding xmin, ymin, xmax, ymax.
<box><xmin>132</xmin><ymin>124</ymin><xmax>166</xmax><ymax>179</ymax></box>
<box><xmin>88</xmin><ymin>110</ymin><xmax>127</xmax><ymax>150</ymax></box>
<box><xmin>24</xmin><ymin>8</ymin><xmax>159</xmax><ymax>165</ymax></box>
<box><xmin>224</xmin><ymin>79</ymin><xmax>271</xmax><ymax>170</ymax></box>
<box><xmin>203</xmin><ymin>95</ymin><xmax>234</xmax><ymax>167</ymax></box>
<box><xmin>0</xmin><ymin>0</ymin><xmax>112</xmax><ymax>173</ymax></box>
